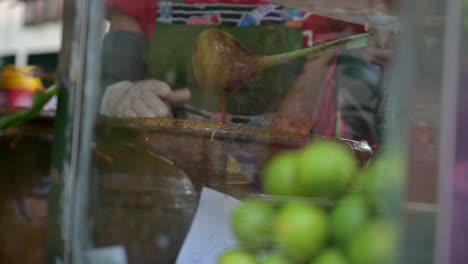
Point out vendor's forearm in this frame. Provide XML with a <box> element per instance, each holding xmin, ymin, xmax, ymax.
<box><xmin>273</xmin><ymin>53</ymin><xmax>335</xmax><ymax>133</ymax></box>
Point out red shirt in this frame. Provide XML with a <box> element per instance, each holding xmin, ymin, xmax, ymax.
<box><xmin>107</xmin><ymin>0</ymin><xmax>157</xmax><ymax>38</ymax></box>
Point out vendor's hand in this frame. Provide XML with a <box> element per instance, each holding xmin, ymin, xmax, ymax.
<box><xmin>100</xmin><ymin>79</ymin><xmax>190</xmax><ymax>118</ymax></box>
<box><xmin>362</xmin><ymin>26</ymin><xmax>396</xmax><ymax>67</ymax></box>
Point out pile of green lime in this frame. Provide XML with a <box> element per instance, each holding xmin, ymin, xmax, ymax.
<box><xmin>218</xmin><ymin>140</ymin><xmax>403</xmax><ymax>264</ymax></box>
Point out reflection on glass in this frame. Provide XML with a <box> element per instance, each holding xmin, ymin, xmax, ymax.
<box><xmin>37</xmin><ymin>0</ymin><xmax>464</xmax><ymax>263</ymax></box>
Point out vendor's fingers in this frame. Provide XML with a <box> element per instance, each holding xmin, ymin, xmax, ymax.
<box><xmin>121</xmin><ymin>108</ymin><xmax>137</xmax><ymax>118</ymax></box>
<box><xmin>109</xmin><ymin>80</ymin><xmax>134</xmax><ymax>91</ymax></box>
<box><xmin>153</xmin><ymin>97</ymin><xmax>171</xmax><ymax>117</ymax></box>
<box><xmin>166</xmin><ymin>88</ymin><xmax>191</xmax><ymax>106</ymax></box>
<box><xmin>140</xmin><ymin>89</ymin><xmax>162</xmax><ymax>108</ymax></box>
<box><xmin>100</xmin><ymin>81</ymin><xmax>133</xmax><ymax>116</ymax></box>
<box><xmin>141</xmin><ymin>92</ymin><xmax>171</xmax><ymax>117</ymax></box>
<box><xmin>116</xmin><ymin>100</ymin><xmax>136</xmax><ymax>118</ymax></box>
<box><xmin>127</xmin><ymin>87</ymin><xmax>160</xmax><ymax>117</ymax></box>
<box><xmin>131</xmin><ymin>98</ymin><xmax>157</xmax><ymax>117</ymax></box>
<box><xmin>140</xmin><ymin>90</ymin><xmax>172</xmax><ymax>117</ymax></box>
<box><xmin>112</xmin><ymin>89</ymin><xmax>135</xmax><ymax>117</ymax></box>
<box><xmin>136</xmin><ymin>79</ymin><xmax>172</xmax><ymax>98</ymax></box>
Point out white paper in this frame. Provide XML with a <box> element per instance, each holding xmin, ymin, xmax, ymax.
<box><xmin>176</xmin><ymin>187</ymin><xmax>241</xmax><ymax>264</ymax></box>
<box><xmin>83</xmin><ymin>245</ymin><xmax>127</xmax><ymax>264</ymax></box>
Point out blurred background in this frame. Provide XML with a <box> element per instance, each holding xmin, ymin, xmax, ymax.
<box><xmin>0</xmin><ymin>0</ymin><xmax>63</xmax><ymax>109</ymax></box>
<box><xmin>0</xmin><ymin>0</ymin><xmax>62</xmax><ymax>87</ymax></box>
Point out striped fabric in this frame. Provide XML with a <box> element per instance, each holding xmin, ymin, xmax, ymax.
<box><xmin>157</xmin><ymin>1</ymin><xmax>297</xmax><ymax>26</ymax></box>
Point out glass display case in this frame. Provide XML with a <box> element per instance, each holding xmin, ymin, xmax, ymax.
<box><xmin>1</xmin><ymin>0</ymin><xmax>467</xmax><ymax>263</ymax></box>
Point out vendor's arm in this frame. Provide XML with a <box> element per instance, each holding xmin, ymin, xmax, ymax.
<box><xmin>272</xmin><ymin>53</ymin><xmax>335</xmax><ymax>134</ymax></box>
<box><xmin>101</xmin><ymin>0</ymin><xmax>190</xmax><ymax>118</ymax></box>
<box><xmin>272</xmin><ymin>14</ymin><xmax>362</xmax><ymax>134</ymax></box>
<box><xmin>273</xmin><ymin>13</ymin><xmax>395</xmax><ymax>138</ymax></box>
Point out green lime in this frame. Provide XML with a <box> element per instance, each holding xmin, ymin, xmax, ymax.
<box><xmin>358</xmin><ymin>154</ymin><xmax>404</xmax><ymax>218</ymax></box>
<box><xmin>310</xmin><ymin>248</ymin><xmax>348</xmax><ymax>264</ymax></box>
<box><xmin>273</xmin><ymin>203</ymin><xmax>328</xmax><ymax>260</ymax></box>
<box><xmin>263</xmin><ymin>151</ymin><xmax>300</xmax><ymax>196</ymax></box>
<box><xmin>218</xmin><ymin>248</ymin><xmax>257</xmax><ymax>264</ymax></box>
<box><xmin>259</xmin><ymin>252</ymin><xmax>291</xmax><ymax>264</ymax></box>
<box><xmin>330</xmin><ymin>195</ymin><xmax>369</xmax><ymax>246</ymax></box>
<box><xmin>296</xmin><ymin>140</ymin><xmax>357</xmax><ymax>198</ymax></box>
<box><xmin>348</xmin><ymin>220</ymin><xmax>398</xmax><ymax>264</ymax></box>
<box><xmin>231</xmin><ymin>198</ymin><xmax>276</xmax><ymax>249</ymax></box>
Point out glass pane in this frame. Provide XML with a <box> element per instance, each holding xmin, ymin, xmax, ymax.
<box><xmin>42</xmin><ymin>0</ymin><xmax>463</xmax><ymax>263</ymax></box>
<box><xmin>450</xmin><ymin>2</ymin><xmax>468</xmax><ymax>263</ymax></box>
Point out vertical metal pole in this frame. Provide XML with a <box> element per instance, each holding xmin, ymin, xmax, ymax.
<box><xmin>435</xmin><ymin>0</ymin><xmax>462</xmax><ymax>262</ymax></box>
<box><xmin>71</xmin><ymin>0</ymin><xmax>105</xmax><ymax>263</ymax></box>
<box><xmin>61</xmin><ymin>0</ymin><xmax>89</xmax><ymax>262</ymax></box>
<box><xmin>54</xmin><ymin>0</ymin><xmax>105</xmax><ymax>263</ymax></box>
